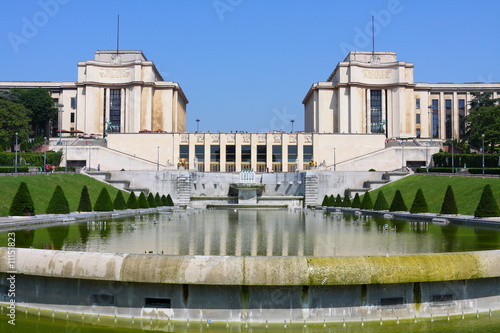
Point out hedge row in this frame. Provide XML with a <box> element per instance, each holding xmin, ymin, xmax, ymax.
<box><xmin>0</xmin><ymin>151</ymin><xmax>62</xmax><ymax>167</ymax></box>
<box><xmin>433</xmin><ymin>152</ymin><xmax>500</xmax><ymax>168</ymax></box>
<box><xmin>416</xmin><ymin>167</ymin><xmax>500</xmax><ymax>175</ymax></box>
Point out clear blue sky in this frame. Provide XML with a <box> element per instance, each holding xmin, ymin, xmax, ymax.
<box><xmin>1</xmin><ymin>0</ymin><xmax>499</xmax><ymax>133</ymax></box>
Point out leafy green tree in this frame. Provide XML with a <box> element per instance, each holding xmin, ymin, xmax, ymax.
<box><xmin>166</xmin><ymin>194</ymin><xmax>174</xmax><ymax>206</ymax></box>
<box><xmin>46</xmin><ymin>185</ymin><xmax>70</xmax><ymax>214</ymax></box>
<box><xmin>373</xmin><ymin>191</ymin><xmax>389</xmax><ymax>211</ymax></box>
<box><xmin>464</xmin><ymin>92</ymin><xmax>500</xmax><ymax>150</ymax></box>
<box><xmin>410</xmin><ymin>188</ymin><xmax>429</xmax><ymax>213</ymax></box>
<box><xmin>342</xmin><ymin>194</ymin><xmax>351</xmax><ymax>207</ymax></box>
<box><xmin>360</xmin><ymin>192</ymin><xmax>373</xmax><ymax>210</ymax></box>
<box><xmin>0</xmin><ymin>100</ymin><xmax>31</xmax><ymax>151</ymax></box>
<box><xmin>321</xmin><ymin>195</ymin><xmax>329</xmax><ymax>206</ymax></box>
<box><xmin>77</xmin><ymin>185</ymin><xmax>92</xmax><ymax>212</ymax></box>
<box><xmin>440</xmin><ymin>185</ymin><xmax>458</xmax><ymax>214</ymax></box>
<box><xmin>351</xmin><ymin>193</ymin><xmax>361</xmax><ymax>209</ymax></box>
<box><xmin>138</xmin><ymin>192</ymin><xmax>150</xmax><ymax>209</ymax></box>
<box><xmin>161</xmin><ymin>194</ymin><xmax>168</xmax><ymax>206</ymax></box>
<box><xmin>12</xmin><ymin>88</ymin><xmax>57</xmax><ymax>137</ymax></box>
<box><xmin>155</xmin><ymin>193</ymin><xmax>162</xmax><ymax>206</ymax></box>
<box><xmin>147</xmin><ymin>193</ymin><xmax>157</xmax><ymax>208</ymax></box>
<box><xmin>389</xmin><ymin>190</ymin><xmax>407</xmax><ymax>212</ymax></box>
<box><xmin>127</xmin><ymin>192</ymin><xmax>138</xmax><ymax>209</ymax></box>
<box><xmin>9</xmin><ymin>182</ymin><xmax>35</xmax><ymax>216</ymax></box>
<box><xmin>113</xmin><ymin>191</ymin><xmax>127</xmax><ymax>210</ymax></box>
<box><xmin>334</xmin><ymin>194</ymin><xmax>343</xmax><ymax>207</ymax></box>
<box><xmin>474</xmin><ymin>184</ymin><xmax>500</xmax><ymax>217</ymax></box>
<box><xmin>93</xmin><ymin>188</ymin><xmax>114</xmax><ymax>212</ymax></box>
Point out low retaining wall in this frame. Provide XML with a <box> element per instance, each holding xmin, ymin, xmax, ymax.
<box><xmin>1</xmin><ymin>248</ymin><xmax>500</xmax><ymax>323</ymax></box>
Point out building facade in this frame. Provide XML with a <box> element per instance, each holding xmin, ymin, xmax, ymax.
<box><xmin>303</xmin><ymin>51</ymin><xmax>500</xmax><ymax>141</ymax></box>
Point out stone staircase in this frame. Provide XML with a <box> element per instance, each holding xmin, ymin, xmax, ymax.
<box><xmin>176</xmin><ymin>175</ymin><xmax>192</xmax><ymax>206</ymax></box>
<box><xmin>85</xmin><ymin>171</ymin><xmax>149</xmax><ymax>195</ymax></box>
<box><xmin>304</xmin><ymin>175</ymin><xmax>319</xmax><ymax>207</ymax></box>
<box><xmin>346</xmin><ymin>171</ymin><xmax>409</xmax><ymax>197</ymax></box>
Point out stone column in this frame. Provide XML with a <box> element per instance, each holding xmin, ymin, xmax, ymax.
<box><xmin>366</xmin><ymin>88</ymin><xmax>371</xmax><ymax>133</ymax></box>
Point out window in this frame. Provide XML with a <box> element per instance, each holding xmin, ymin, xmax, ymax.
<box><xmin>272</xmin><ymin>145</ymin><xmax>282</xmax><ymax>163</ymax></box>
<box><xmin>303</xmin><ymin>146</ymin><xmax>313</xmax><ymax>162</ymax></box>
<box><xmin>445</xmin><ymin>99</ymin><xmax>452</xmax><ymax>139</ymax></box>
<box><xmin>210</xmin><ymin>145</ymin><xmax>220</xmax><ymax>163</ymax></box>
<box><xmin>432</xmin><ymin>99</ymin><xmax>439</xmax><ymax>138</ymax></box>
<box><xmin>195</xmin><ymin>145</ymin><xmax>204</xmax><ymax>163</ymax></box>
<box><xmin>144</xmin><ymin>298</ymin><xmax>171</xmax><ymax>308</ymax></box>
<box><xmin>225</xmin><ymin>145</ymin><xmax>235</xmax><ymax>163</ymax></box>
<box><xmin>416</xmin><ymin>128</ymin><xmax>421</xmax><ymax>138</ymax></box>
<box><xmin>459</xmin><ymin>99</ymin><xmax>466</xmax><ymax>136</ymax></box>
<box><xmin>416</xmin><ymin>114</ymin><xmax>420</xmax><ymax>125</ymax></box>
<box><xmin>257</xmin><ymin>145</ymin><xmax>266</xmax><ymax>163</ymax></box>
<box><xmin>70</xmin><ymin>112</ymin><xmax>75</xmax><ymax>123</ymax></box>
<box><xmin>370</xmin><ymin>90</ymin><xmax>383</xmax><ymax>133</ymax></box>
<box><xmin>179</xmin><ymin>145</ymin><xmax>189</xmax><ymax>160</ymax></box>
<box><xmin>416</xmin><ymin>98</ymin><xmax>420</xmax><ymax>109</ymax></box>
<box><xmin>71</xmin><ymin>97</ymin><xmax>77</xmax><ymax>109</ymax></box>
<box><xmin>241</xmin><ymin>145</ymin><xmax>251</xmax><ymax>163</ymax></box>
<box><xmin>288</xmin><ymin>145</ymin><xmax>297</xmax><ymax>162</ymax></box>
<box><xmin>109</xmin><ymin>89</ymin><xmax>121</xmax><ymax>132</ymax></box>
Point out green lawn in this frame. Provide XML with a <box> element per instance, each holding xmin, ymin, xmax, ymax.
<box><xmin>0</xmin><ymin>173</ymin><xmax>126</xmax><ymax>216</ymax></box>
<box><xmin>365</xmin><ymin>175</ymin><xmax>500</xmax><ymax>215</ymax></box>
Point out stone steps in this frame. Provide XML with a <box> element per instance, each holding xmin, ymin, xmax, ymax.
<box><xmin>176</xmin><ymin>176</ymin><xmax>191</xmax><ymax>206</ymax></box>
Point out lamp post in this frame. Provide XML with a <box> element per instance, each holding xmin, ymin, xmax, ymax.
<box><xmin>451</xmin><ymin>138</ymin><xmax>454</xmax><ymax>174</ymax></box>
<box><xmin>157</xmin><ymin>146</ymin><xmax>160</xmax><ymax>171</ymax></box>
<box><xmin>57</xmin><ymin>104</ymin><xmax>64</xmax><ymax>145</ymax></box>
<box><xmin>43</xmin><ymin>136</ymin><xmax>47</xmax><ymax>172</ymax></box>
<box><xmin>482</xmin><ymin>134</ymin><xmax>485</xmax><ymax>175</ymax></box>
<box><xmin>196</xmin><ymin>119</ymin><xmax>200</xmax><ymax>133</ymax></box>
<box><xmin>333</xmin><ymin>147</ymin><xmax>336</xmax><ymax>171</ymax></box>
<box><xmin>291</xmin><ymin>119</ymin><xmax>295</xmax><ymax>133</ymax></box>
<box><xmin>15</xmin><ymin>132</ymin><xmax>18</xmax><ymax>173</ymax></box>
<box><xmin>65</xmin><ymin>141</ymin><xmax>68</xmax><ymax>172</ymax></box>
<box><xmin>402</xmin><ymin>145</ymin><xmax>405</xmax><ymax>172</ymax></box>
<box><xmin>428</xmin><ymin>105</ymin><xmax>433</xmax><ymax>171</ymax></box>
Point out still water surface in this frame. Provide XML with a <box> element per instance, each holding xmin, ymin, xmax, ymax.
<box><xmin>2</xmin><ymin>209</ymin><xmax>500</xmax><ymax>256</ymax></box>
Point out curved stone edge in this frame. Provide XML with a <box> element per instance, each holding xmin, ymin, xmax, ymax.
<box><xmin>1</xmin><ymin>248</ymin><xmax>499</xmax><ymax>285</ymax></box>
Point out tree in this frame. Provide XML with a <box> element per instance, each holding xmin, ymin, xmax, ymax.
<box><xmin>93</xmin><ymin>188</ymin><xmax>114</xmax><ymax>212</ymax></box>
<box><xmin>410</xmin><ymin>188</ymin><xmax>429</xmax><ymax>214</ymax></box>
<box><xmin>9</xmin><ymin>182</ymin><xmax>35</xmax><ymax>216</ymax></box>
<box><xmin>328</xmin><ymin>194</ymin><xmax>335</xmax><ymax>207</ymax></box>
<box><xmin>138</xmin><ymin>192</ymin><xmax>150</xmax><ymax>209</ymax></box>
<box><xmin>155</xmin><ymin>193</ymin><xmax>162</xmax><ymax>206</ymax></box>
<box><xmin>334</xmin><ymin>194</ymin><xmax>343</xmax><ymax>207</ymax></box>
<box><xmin>342</xmin><ymin>194</ymin><xmax>351</xmax><ymax>208</ymax></box>
<box><xmin>373</xmin><ymin>191</ymin><xmax>389</xmax><ymax>211</ymax></box>
<box><xmin>351</xmin><ymin>193</ymin><xmax>361</xmax><ymax>209</ymax></box>
<box><xmin>0</xmin><ymin>100</ymin><xmax>31</xmax><ymax>151</ymax></box>
<box><xmin>464</xmin><ymin>92</ymin><xmax>500</xmax><ymax>150</ymax></box>
<box><xmin>127</xmin><ymin>192</ymin><xmax>138</xmax><ymax>209</ymax></box>
<box><xmin>440</xmin><ymin>185</ymin><xmax>458</xmax><ymax>214</ymax></box>
<box><xmin>12</xmin><ymin>88</ymin><xmax>57</xmax><ymax>137</ymax></box>
<box><xmin>166</xmin><ymin>194</ymin><xmax>174</xmax><ymax>206</ymax></box>
<box><xmin>77</xmin><ymin>185</ymin><xmax>92</xmax><ymax>212</ymax></box>
<box><xmin>147</xmin><ymin>193</ymin><xmax>157</xmax><ymax>208</ymax></box>
<box><xmin>161</xmin><ymin>194</ymin><xmax>168</xmax><ymax>206</ymax></box>
<box><xmin>113</xmin><ymin>191</ymin><xmax>127</xmax><ymax>210</ymax></box>
<box><xmin>360</xmin><ymin>192</ymin><xmax>373</xmax><ymax>210</ymax></box>
<box><xmin>321</xmin><ymin>195</ymin><xmax>329</xmax><ymax>206</ymax></box>
<box><xmin>46</xmin><ymin>185</ymin><xmax>70</xmax><ymax>214</ymax></box>
<box><xmin>474</xmin><ymin>184</ymin><xmax>500</xmax><ymax>217</ymax></box>
<box><xmin>389</xmin><ymin>190</ymin><xmax>407</xmax><ymax>212</ymax></box>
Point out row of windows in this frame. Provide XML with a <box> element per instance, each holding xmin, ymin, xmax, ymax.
<box><xmin>179</xmin><ymin>145</ymin><xmax>312</xmax><ymax>163</ymax></box>
<box><xmin>415</xmin><ymin>98</ymin><xmax>467</xmax><ymax>138</ymax></box>
<box><xmin>416</xmin><ymin>98</ymin><xmax>466</xmax><ymax>111</ymax></box>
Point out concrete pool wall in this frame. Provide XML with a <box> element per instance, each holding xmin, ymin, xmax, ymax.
<box><xmin>1</xmin><ymin>248</ymin><xmax>499</xmax><ymax>323</ymax></box>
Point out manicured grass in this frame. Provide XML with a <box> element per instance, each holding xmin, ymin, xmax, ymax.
<box><xmin>0</xmin><ymin>173</ymin><xmax>125</xmax><ymax>216</ymax></box>
<box><xmin>366</xmin><ymin>175</ymin><xmax>500</xmax><ymax>215</ymax></box>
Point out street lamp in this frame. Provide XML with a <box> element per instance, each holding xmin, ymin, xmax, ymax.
<box><xmin>57</xmin><ymin>104</ymin><xmax>64</xmax><ymax>145</ymax></box>
<box><xmin>291</xmin><ymin>119</ymin><xmax>295</xmax><ymax>133</ymax></box>
<box><xmin>157</xmin><ymin>146</ymin><xmax>160</xmax><ymax>171</ymax></box>
<box><xmin>43</xmin><ymin>137</ymin><xmax>47</xmax><ymax>172</ymax></box>
<box><xmin>196</xmin><ymin>119</ymin><xmax>200</xmax><ymax>133</ymax></box>
<box><xmin>482</xmin><ymin>134</ymin><xmax>485</xmax><ymax>175</ymax></box>
<box><xmin>428</xmin><ymin>105</ymin><xmax>433</xmax><ymax>171</ymax></box>
<box><xmin>65</xmin><ymin>141</ymin><xmax>68</xmax><ymax>172</ymax></box>
<box><xmin>15</xmin><ymin>132</ymin><xmax>18</xmax><ymax>173</ymax></box>
<box><xmin>333</xmin><ymin>147</ymin><xmax>336</xmax><ymax>171</ymax></box>
<box><xmin>451</xmin><ymin>138</ymin><xmax>454</xmax><ymax>174</ymax></box>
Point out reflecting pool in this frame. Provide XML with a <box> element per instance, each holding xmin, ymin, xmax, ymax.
<box><xmin>2</xmin><ymin>209</ymin><xmax>500</xmax><ymax>256</ymax></box>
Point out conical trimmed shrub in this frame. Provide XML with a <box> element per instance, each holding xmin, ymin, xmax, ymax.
<box><xmin>351</xmin><ymin>193</ymin><xmax>361</xmax><ymax>209</ymax></box>
<box><xmin>389</xmin><ymin>190</ymin><xmax>407</xmax><ymax>212</ymax></box>
<box><xmin>113</xmin><ymin>191</ymin><xmax>127</xmax><ymax>210</ymax></box>
<box><xmin>161</xmin><ymin>194</ymin><xmax>168</xmax><ymax>206</ymax></box>
<box><xmin>360</xmin><ymin>192</ymin><xmax>373</xmax><ymax>210</ymax></box>
<box><xmin>342</xmin><ymin>194</ymin><xmax>351</xmax><ymax>207</ymax></box>
<box><xmin>440</xmin><ymin>185</ymin><xmax>458</xmax><ymax>214</ymax></box>
<box><xmin>410</xmin><ymin>188</ymin><xmax>429</xmax><ymax>214</ymax></box>
<box><xmin>328</xmin><ymin>194</ymin><xmax>335</xmax><ymax>207</ymax></box>
<box><xmin>335</xmin><ymin>194</ymin><xmax>343</xmax><ymax>207</ymax></box>
<box><xmin>166</xmin><ymin>194</ymin><xmax>174</xmax><ymax>206</ymax></box>
<box><xmin>321</xmin><ymin>195</ymin><xmax>329</xmax><ymax>206</ymax></box>
<box><xmin>77</xmin><ymin>185</ymin><xmax>92</xmax><ymax>212</ymax></box>
<box><xmin>127</xmin><ymin>192</ymin><xmax>138</xmax><ymax>209</ymax></box>
<box><xmin>474</xmin><ymin>184</ymin><xmax>500</xmax><ymax>217</ymax></box>
<box><xmin>46</xmin><ymin>185</ymin><xmax>70</xmax><ymax>214</ymax></box>
<box><xmin>147</xmin><ymin>193</ymin><xmax>157</xmax><ymax>208</ymax></box>
<box><xmin>155</xmin><ymin>193</ymin><xmax>162</xmax><ymax>206</ymax></box>
<box><xmin>138</xmin><ymin>192</ymin><xmax>150</xmax><ymax>209</ymax></box>
<box><xmin>9</xmin><ymin>182</ymin><xmax>35</xmax><ymax>216</ymax></box>
<box><xmin>373</xmin><ymin>191</ymin><xmax>389</xmax><ymax>211</ymax></box>
<box><xmin>94</xmin><ymin>188</ymin><xmax>114</xmax><ymax>212</ymax></box>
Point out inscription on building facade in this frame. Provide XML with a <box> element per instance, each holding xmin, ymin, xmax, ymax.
<box><xmin>361</xmin><ymin>69</ymin><xmax>392</xmax><ymax>80</ymax></box>
<box><xmin>99</xmin><ymin>68</ymin><xmax>131</xmax><ymax>79</ymax></box>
